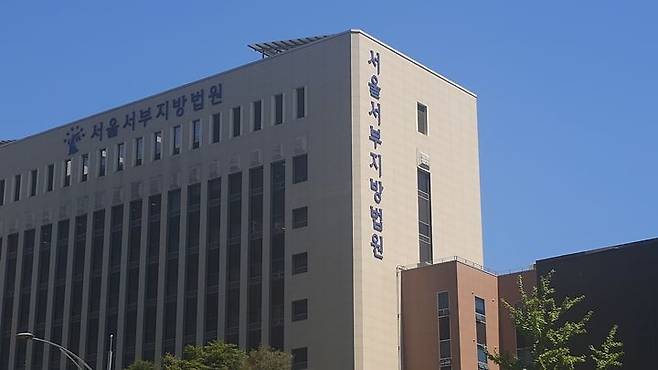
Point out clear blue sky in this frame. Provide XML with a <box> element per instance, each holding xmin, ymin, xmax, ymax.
<box><xmin>1</xmin><ymin>1</ymin><xmax>656</xmax><ymax>272</ymax></box>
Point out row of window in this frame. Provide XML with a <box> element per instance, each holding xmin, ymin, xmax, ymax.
<box><xmin>436</xmin><ymin>293</ymin><xmax>488</xmax><ymax>370</ymax></box>
<box><xmin>0</xmin><ymin>87</ymin><xmax>308</xmax><ymax>206</ymax></box>
<box><xmin>0</xmin><ymin>148</ymin><xmax>308</xmax><ymax>206</ymax></box>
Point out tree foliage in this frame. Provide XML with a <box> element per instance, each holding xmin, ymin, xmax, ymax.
<box><xmin>590</xmin><ymin>325</ymin><xmax>624</xmax><ymax>369</ymax></box>
<box><xmin>489</xmin><ymin>271</ymin><xmax>623</xmax><ymax>370</ymax></box>
<box><xmin>125</xmin><ymin>342</ymin><xmax>291</xmax><ymax>370</ymax></box>
<box><xmin>125</xmin><ymin>360</ymin><xmax>155</xmax><ymax>370</ymax></box>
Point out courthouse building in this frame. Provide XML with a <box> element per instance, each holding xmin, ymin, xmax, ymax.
<box><xmin>0</xmin><ymin>30</ymin><xmax>483</xmax><ymax>370</ymax></box>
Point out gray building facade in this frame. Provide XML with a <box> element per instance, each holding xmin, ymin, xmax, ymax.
<box><xmin>0</xmin><ymin>30</ymin><xmax>482</xmax><ymax>370</ymax></box>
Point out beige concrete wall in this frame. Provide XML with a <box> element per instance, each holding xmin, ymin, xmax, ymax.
<box><xmin>351</xmin><ymin>31</ymin><xmax>482</xmax><ymax>370</ymax></box>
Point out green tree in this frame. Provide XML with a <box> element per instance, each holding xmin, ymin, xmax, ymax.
<box><xmin>489</xmin><ymin>271</ymin><xmax>623</xmax><ymax>370</ymax></box>
<box><xmin>245</xmin><ymin>345</ymin><xmax>292</xmax><ymax>370</ymax></box>
<box><xmin>125</xmin><ymin>359</ymin><xmax>155</xmax><ymax>370</ymax></box>
<box><xmin>590</xmin><ymin>325</ymin><xmax>624</xmax><ymax>369</ymax></box>
<box><xmin>162</xmin><ymin>341</ymin><xmax>247</xmax><ymax>370</ymax></box>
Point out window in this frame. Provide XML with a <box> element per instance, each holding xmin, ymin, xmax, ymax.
<box><xmin>292</xmin><ymin>154</ymin><xmax>308</xmax><ymax>184</ymax></box>
<box><xmin>438</xmin><ymin>291</ymin><xmax>452</xmax><ymax>367</ymax></box>
<box><xmin>30</xmin><ymin>169</ymin><xmax>38</xmax><ymax>196</ymax></box>
<box><xmin>0</xmin><ymin>179</ymin><xmax>4</xmax><ymax>206</ymax></box>
<box><xmin>418</xmin><ymin>168</ymin><xmax>433</xmax><ymax>263</ymax></box>
<box><xmin>232</xmin><ymin>106</ymin><xmax>241</xmax><ymax>137</ymax></box>
<box><xmin>99</xmin><ymin>149</ymin><xmax>107</xmax><ymax>177</ymax></box>
<box><xmin>14</xmin><ymin>174</ymin><xmax>21</xmax><ymax>201</ymax></box>
<box><xmin>172</xmin><ymin>125</ymin><xmax>182</xmax><ymax>155</ymax></box>
<box><xmin>153</xmin><ymin>131</ymin><xmax>162</xmax><ymax>160</ymax></box>
<box><xmin>475</xmin><ymin>296</ymin><xmax>488</xmax><ymax>369</ymax></box>
<box><xmin>292</xmin><ymin>299</ymin><xmax>308</xmax><ymax>321</ymax></box>
<box><xmin>212</xmin><ymin>113</ymin><xmax>221</xmax><ymax>143</ymax></box>
<box><xmin>81</xmin><ymin>154</ymin><xmax>89</xmax><ymax>182</ymax></box>
<box><xmin>292</xmin><ymin>207</ymin><xmax>308</xmax><ymax>229</ymax></box>
<box><xmin>291</xmin><ymin>347</ymin><xmax>308</xmax><ymax>370</ymax></box>
<box><xmin>134</xmin><ymin>137</ymin><xmax>144</xmax><ymax>166</ymax></box>
<box><xmin>192</xmin><ymin>119</ymin><xmax>201</xmax><ymax>149</ymax></box>
<box><xmin>253</xmin><ymin>100</ymin><xmax>262</xmax><ymax>131</ymax></box>
<box><xmin>475</xmin><ymin>296</ymin><xmax>486</xmax><ymax>316</ymax></box>
<box><xmin>116</xmin><ymin>143</ymin><xmax>125</xmax><ymax>171</ymax></box>
<box><xmin>296</xmin><ymin>87</ymin><xmax>305</xmax><ymax>119</ymax></box>
<box><xmin>417</xmin><ymin>103</ymin><xmax>428</xmax><ymax>135</ymax></box>
<box><xmin>274</xmin><ymin>94</ymin><xmax>284</xmax><ymax>125</ymax></box>
<box><xmin>292</xmin><ymin>252</ymin><xmax>307</xmax><ymax>275</ymax></box>
<box><xmin>46</xmin><ymin>164</ymin><xmax>54</xmax><ymax>192</ymax></box>
<box><xmin>63</xmin><ymin>160</ymin><xmax>72</xmax><ymax>187</ymax></box>
<box><xmin>438</xmin><ymin>292</ymin><xmax>449</xmax><ymax>317</ymax></box>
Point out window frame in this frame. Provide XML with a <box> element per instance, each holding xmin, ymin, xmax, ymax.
<box><xmin>417</xmin><ymin>102</ymin><xmax>428</xmax><ymax>135</ymax></box>
<box><xmin>172</xmin><ymin>125</ymin><xmax>182</xmax><ymax>155</ymax></box>
<box><xmin>232</xmin><ymin>106</ymin><xmax>242</xmax><ymax>137</ymax></box>
<box><xmin>63</xmin><ymin>159</ymin><xmax>72</xmax><ymax>187</ymax></box>
<box><xmin>134</xmin><ymin>137</ymin><xmax>144</xmax><ymax>167</ymax></box>
<box><xmin>191</xmin><ymin>119</ymin><xmax>201</xmax><ymax>149</ymax></box>
<box><xmin>153</xmin><ymin>131</ymin><xmax>163</xmax><ymax>161</ymax></box>
<box><xmin>295</xmin><ymin>86</ymin><xmax>306</xmax><ymax>119</ymax></box>
<box><xmin>81</xmin><ymin>153</ymin><xmax>90</xmax><ymax>182</ymax></box>
<box><xmin>292</xmin><ymin>154</ymin><xmax>308</xmax><ymax>184</ymax></box>
<box><xmin>273</xmin><ymin>93</ymin><xmax>284</xmax><ymax>126</ymax></box>
<box><xmin>211</xmin><ymin>113</ymin><xmax>221</xmax><ymax>143</ymax></box>
<box><xmin>252</xmin><ymin>100</ymin><xmax>263</xmax><ymax>132</ymax></box>
<box><xmin>98</xmin><ymin>148</ymin><xmax>108</xmax><ymax>177</ymax></box>
<box><xmin>116</xmin><ymin>142</ymin><xmax>126</xmax><ymax>172</ymax></box>
<box><xmin>292</xmin><ymin>206</ymin><xmax>308</xmax><ymax>229</ymax></box>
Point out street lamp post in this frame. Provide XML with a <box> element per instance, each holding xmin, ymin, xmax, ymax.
<box><xmin>16</xmin><ymin>332</ymin><xmax>94</xmax><ymax>370</ymax></box>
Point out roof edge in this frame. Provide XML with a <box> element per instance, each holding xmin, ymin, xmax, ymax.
<box><xmin>349</xmin><ymin>29</ymin><xmax>477</xmax><ymax>98</ymax></box>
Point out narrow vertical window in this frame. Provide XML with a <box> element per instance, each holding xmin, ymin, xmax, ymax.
<box><xmin>14</xmin><ymin>174</ymin><xmax>21</xmax><ymax>201</ymax></box>
<box><xmin>253</xmin><ymin>100</ymin><xmax>262</xmax><ymax>131</ymax></box>
<box><xmin>418</xmin><ymin>168</ymin><xmax>433</xmax><ymax>263</ymax></box>
<box><xmin>212</xmin><ymin>113</ymin><xmax>221</xmax><ymax>143</ymax></box>
<box><xmin>0</xmin><ymin>179</ymin><xmax>5</xmax><ymax>206</ymax></box>
<box><xmin>274</xmin><ymin>94</ymin><xmax>284</xmax><ymax>125</ymax></box>
<box><xmin>247</xmin><ymin>166</ymin><xmax>264</xmax><ymax>349</ymax></box>
<box><xmin>172</xmin><ymin>125</ymin><xmax>181</xmax><ymax>155</ymax></box>
<box><xmin>417</xmin><ymin>103</ymin><xmax>428</xmax><ymax>135</ymax></box>
<box><xmin>135</xmin><ymin>137</ymin><xmax>144</xmax><ymax>166</ymax></box>
<box><xmin>232</xmin><ymin>106</ymin><xmax>241</xmax><ymax>137</ymax></box>
<box><xmin>192</xmin><ymin>119</ymin><xmax>201</xmax><ymax>149</ymax></box>
<box><xmin>81</xmin><ymin>154</ymin><xmax>89</xmax><ymax>182</ymax></box>
<box><xmin>99</xmin><ymin>148</ymin><xmax>107</xmax><ymax>177</ymax></box>
<box><xmin>205</xmin><ymin>177</ymin><xmax>221</xmax><ymax>342</ymax></box>
<box><xmin>47</xmin><ymin>164</ymin><xmax>54</xmax><ymax>192</ymax></box>
<box><xmin>269</xmin><ymin>160</ymin><xmax>285</xmax><ymax>350</ymax></box>
<box><xmin>475</xmin><ymin>296</ymin><xmax>488</xmax><ymax>369</ymax></box>
<box><xmin>30</xmin><ymin>169</ymin><xmax>38</xmax><ymax>196</ymax></box>
<box><xmin>63</xmin><ymin>160</ymin><xmax>72</xmax><ymax>187</ymax></box>
<box><xmin>292</xmin><ymin>154</ymin><xmax>308</xmax><ymax>184</ymax></box>
<box><xmin>225</xmin><ymin>172</ymin><xmax>242</xmax><ymax>345</ymax></box>
<box><xmin>296</xmin><ymin>87</ymin><xmax>306</xmax><ymax>119</ymax></box>
<box><xmin>153</xmin><ymin>131</ymin><xmax>162</xmax><ymax>160</ymax></box>
<box><xmin>117</xmin><ymin>143</ymin><xmax>125</xmax><ymax>171</ymax></box>
<box><xmin>438</xmin><ymin>292</ymin><xmax>451</xmax><ymax>369</ymax></box>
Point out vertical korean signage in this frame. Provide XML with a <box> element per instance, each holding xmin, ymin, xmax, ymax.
<box><xmin>367</xmin><ymin>50</ymin><xmax>384</xmax><ymax>260</ymax></box>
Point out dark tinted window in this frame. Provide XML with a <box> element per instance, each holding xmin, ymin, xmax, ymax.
<box><xmin>293</xmin><ymin>154</ymin><xmax>308</xmax><ymax>184</ymax></box>
<box><xmin>232</xmin><ymin>107</ymin><xmax>241</xmax><ymax>137</ymax></box>
<box><xmin>292</xmin><ymin>207</ymin><xmax>308</xmax><ymax>229</ymax></box>
<box><xmin>274</xmin><ymin>94</ymin><xmax>284</xmax><ymax>125</ymax></box>
<box><xmin>292</xmin><ymin>347</ymin><xmax>308</xmax><ymax>370</ymax></box>
<box><xmin>417</xmin><ymin>103</ymin><xmax>428</xmax><ymax>135</ymax></box>
<box><xmin>212</xmin><ymin>113</ymin><xmax>221</xmax><ymax>143</ymax></box>
<box><xmin>296</xmin><ymin>87</ymin><xmax>305</xmax><ymax>119</ymax></box>
<box><xmin>47</xmin><ymin>164</ymin><xmax>54</xmax><ymax>191</ymax></box>
<box><xmin>292</xmin><ymin>252</ymin><xmax>308</xmax><ymax>275</ymax></box>
<box><xmin>30</xmin><ymin>169</ymin><xmax>38</xmax><ymax>196</ymax></box>
<box><xmin>292</xmin><ymin>299</ymin><xmax>308</xmax><ymax>321</ymax></box>
<box><xmin>253</xmin><ymin>101</ymin><xmax>262</xmax><ymax>131</ymax></box>
<box><xmin>14</xmin><ymin>174</ymin><xmax>21</xmax><ymax>201</ymax></box>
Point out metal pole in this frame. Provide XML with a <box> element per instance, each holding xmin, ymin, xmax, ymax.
<box><xmin>20</xmin><ymin>336</ymin><xmax>94</xmax><ymax>370</ymax></box>
<box><xmin>107</xmin><ymin>334</ymin><xmax>114</xmax><ymax>370</ymax></box>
